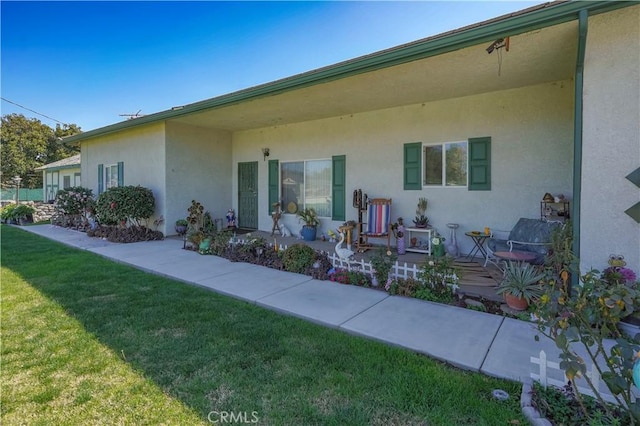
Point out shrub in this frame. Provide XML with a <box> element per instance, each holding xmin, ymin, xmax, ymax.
<box><xmin>1</xmin><ymin>204</ymin><xmax>17</xmax><ymax>221</ymax></box>
<box><xmin>370</xmin><ymin>248</ymin><xmax>397</xmax><ymax>286</ymax></box>
<box><xmin>282</xmin><ymin>244</ymin><xmax>316</xmax><ymax>274</ymax></box>
<box><xmin>417</xmin><ymin>256</ymin><xmax>460</xmax><ymax>303</ymax></box>
<box><xmin>95</xmin><ymin>186</ymin><xmax>155</xmax><ymax>226</ymax></box>
<box><xmin>535</xmin><ymin>265</ymin><xmax>640</xmax><ymax>423</ymax></box>
<box><xmin>387</xmin><ymin>277</ymin><xmax>422</xmax><ymax>296</ymax></box>
<box><xmin>54</xmin><ymin>187</ymin><xmax>95</xmax><ymax>228</ymax></box>
<box><xmin>87</xmin><ymin>224</ymin><xmax>163</xmax><ymax>243</ymax></box>
<box><xmin>330</xmin><ymin>268</ymin><xmax>371</xmax><ymax>287</ymax></box>
<box><xmin>55</xmin><ymin>187</ymin><xmax>95</xmax><ymax>216</ymax></box>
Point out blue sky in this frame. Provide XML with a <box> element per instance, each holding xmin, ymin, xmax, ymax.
<box><xmin>1</xmin><ymin>1</ymin><xmax>543</xmax><ymax>131</ymax></box>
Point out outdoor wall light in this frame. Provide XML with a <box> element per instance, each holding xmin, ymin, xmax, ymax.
<box><xmin>262</xmin><ymin>148</ymin><xmax>270</xmax><ymax>161</ymax></box>
<box><xmin>486</xmin><ymin>37</ymin><xmax>509</xmax><ymax>54</ymax></box>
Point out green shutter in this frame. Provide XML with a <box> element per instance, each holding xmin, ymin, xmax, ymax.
<box><xmin>332</xmin><ymin>155</ymin><xmax>346</xmax><ymax>221</ymax></box>
<box><xmin>97</xmin><ymin>164</ymin><xmax>104</xmax><ymax>194</ymax></box>
<box><xmin>117</xmin><ymin>162</ymin><xmax>124</xmax><ymax>187</ymax></box>
<box><xmin>468</xmin><ymin>137</ymin><xmax>491</xmax><ymax>191</ymax></box>
<box><xmin>268</xmin><ymin>159</ymin><xmax>279</xmax><ymax>215</ymax></box>
<box><xmin>404</xmin><ymin>142</ymin><xmax>422</xmax><ymax>190</ymax></box>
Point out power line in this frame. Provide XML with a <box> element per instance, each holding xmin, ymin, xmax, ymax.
<box><xmin>1</xmin><ymin>97</ymin><xmax>68</xmax><ymax>126</ymax></box>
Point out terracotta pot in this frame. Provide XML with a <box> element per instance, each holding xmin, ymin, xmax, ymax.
<box><xmin>504</xmin><ymin>293</ymin><xmax>529</xmax><ymax>311</ymax></box>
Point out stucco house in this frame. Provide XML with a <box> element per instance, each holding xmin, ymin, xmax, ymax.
<box><xmin>34</xmin><ymin>154</ymin><xmax>81</xmax><ymax>202</ymax></box>
<box><xmin>64</xmin><ymin>1</ymin><xmax>639</xmax><ymax>274</ymax></box>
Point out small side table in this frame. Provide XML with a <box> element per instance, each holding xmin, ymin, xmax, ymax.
<box><xmin>465</xmin><ymin>232</ymin><xmax>490</xmax><ymax>261</ymax></box>
<box><xmin>338</xmin><ymin>225</ymin><xmax>354</xmax><ymax>250</ymax></box>
<box><xmin>406</xmin><ymin>227</ymin><xmax>432</xmax><ymax>255</ymax></box>
<box><xmin>494</xmin><ymin>251</ymin><xmax>537</xmax><ymax>273</ymax></box>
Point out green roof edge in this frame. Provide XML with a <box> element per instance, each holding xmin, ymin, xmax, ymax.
<box><xmin>64</xmin><ymin>0</ymin><xmax>633</xmax><ymax>144</ymax></box>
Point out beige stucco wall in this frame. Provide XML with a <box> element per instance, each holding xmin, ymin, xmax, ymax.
<box><xmin>582</xmin><ymin>5</ymin><xmax>640</xmax><ymax>274</ymax></box>
<box><xmin>165</xmin><ymin>121</ymin><xmax>232</xmax><ymax>234</ymax></box>
<box><xmin>233</xmin><ymin>80</ymin><xmax>574</xmax><ymax>254</ymax></box>
<box><xmin>81</xmin><ymin>122</ymin><xmax>167</xmax><ymax>232</ymax></box>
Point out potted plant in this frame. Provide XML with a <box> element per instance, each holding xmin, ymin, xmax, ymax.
<box><xmin>13</xmin><ymin>204</ymin><xmax>35</xmax><ymax>225</ymax></box>
<box><xmin>297</xmin><ymin>207</ymin><xmax>319</xmax><ymax>241</ymax></box>
<box><xmin>496</xmin><ymin>261</ymin><xmax>545</xmax><ymax>311</ymax></box>
<box><xmin>413</xmin><ymin>197</ymin><xmax>429</xmax><ymax>228</ymax></box>
<box><xmin>175</xmin><ymin>219</ymin><xmax>188</xmax><ymax>235</ymax></box>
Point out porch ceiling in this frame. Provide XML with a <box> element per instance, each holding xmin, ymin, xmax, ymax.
<box><xmin>171</xmin><ymin>20</ymin><xmax>577</xmax><ymax>132</ymax></box>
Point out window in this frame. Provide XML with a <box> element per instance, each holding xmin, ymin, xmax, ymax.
<box><xmin>281</xmin><ymin>159</ymin><xmax>332</xmax><ymax>217</ymax></box>
<box><xmin>105</xmin><ymin>164</ymin><xmax>119</xmax><ymax>189</ymax></box>
<box><xmin>63</xmin><ymin>175</ymin><xmax>71</xmax><ymax>189</ymax></box>
<box><xmin>424</xmin><ymin>142</ymin><xmax>468</xmax><ymax>187</ymax></box>
<box><xmin>99</xmin><ymin>162</ymin><xmax>123</xmax><ymax>193</ymax></box>
<box><xmin>403</xmin><ymin>138</ymin><xmax>490</xmax><ymax>191</ymax></box>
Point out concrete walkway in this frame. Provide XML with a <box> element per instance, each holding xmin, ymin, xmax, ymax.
<box><xmin>17</xmin><ymin>224</ymin><xmax>572</xmax><ymax>384</ymax></box>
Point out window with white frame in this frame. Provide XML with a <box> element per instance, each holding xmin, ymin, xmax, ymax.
<box><xmin>424</xmin><ymin>141</ymin><xmax>468</xmax><ymax>187</ymax></box>
<box><xmin>281</xmin><ymin>159</ymin><xmax>332</xmax><ymax>217</ymax></box>
<box><xmin>105</xmin><ymin>164</ymin><xmax>119</xmax><ymax>189</ymax></box>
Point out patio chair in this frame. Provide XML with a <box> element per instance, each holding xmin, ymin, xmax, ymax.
<box><xmin>485</xmin><ymin>217</ymin><xmax>562</xmax><ymax>266</ymax></box>
<box><xmin>357</xmin><ymin>198</ymin><xmax>392</xmax><ymax>252</ymax></box>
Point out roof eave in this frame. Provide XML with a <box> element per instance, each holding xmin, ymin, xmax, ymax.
<box><xmin>63</xmin><ymin>0</ymin><xmax>631</xmax><ymax>145</ymax></box>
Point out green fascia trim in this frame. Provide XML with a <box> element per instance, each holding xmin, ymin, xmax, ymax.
<box><xmin>63</xmin><ymin>1</ymin><xmax>634</xmax><ymax>145</ymax></box>
<box><xmin>40</xmin><ymin>165</ymin><xmax>80</xmax><ymax>172</ymax></box>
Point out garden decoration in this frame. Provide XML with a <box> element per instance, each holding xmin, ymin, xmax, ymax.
<box><xmin>603</xmin><ymin>254</ymin><xmax>637</xmax><ymax>285</ymax></box>
<box><xmin>335</xmin><ymin>231</ymin><xmax>354</xmax><ymax>261</ymax></box>
<box><xmin>431</xmin><ymin>234</ymin><xmax>446</xmax><ymax>257</ymax></box>
<box><xmin>392</xmin><ymin>217</ymin><xmax>406</xmax><ymax>255</ymax></box>
<box><xmin>226</xmin><ymin>208</ymin><xmax>236</xmax><ymax>229</ymax></box>
<box><xmin>271</xmin><ymin>202</ymin><xmax>282</xmax><ymax>236</ymax></box>
<box><xmin>445</xmin><ymin>223</ymin><xmax>459</xmax><ymax>257</ymax></box>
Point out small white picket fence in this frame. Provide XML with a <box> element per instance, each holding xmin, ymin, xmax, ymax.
<box><xmin>530</xmin><ymin>350</ymin><xmax>619</xmax><ymax>404</ymax></box>
<box><xmin>326</xmin><ymin>252</ymin><xmax>421</xmax><ymax>280</ymax></box>
<box><xmin>233</xmin><ymin>237</ymin><xmax>421</xmax><ymax>280</ymax></box>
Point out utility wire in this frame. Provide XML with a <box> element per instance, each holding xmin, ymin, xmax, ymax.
<box><xmin>1</xmin><ymin>97</ymin><xmax>68</xmax><ymax>125</ymax></box>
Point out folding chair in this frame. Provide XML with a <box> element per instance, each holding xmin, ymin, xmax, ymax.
<box><xmin>357</xmin><ymin>198</ymin><xmax>392</xmax><ymax>252</ymax></box>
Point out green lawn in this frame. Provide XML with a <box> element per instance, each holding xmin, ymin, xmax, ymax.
<box><xmin>1</xmin><ymin>226</ymin><xmax>526</xmax><ymax>425</ymax></box>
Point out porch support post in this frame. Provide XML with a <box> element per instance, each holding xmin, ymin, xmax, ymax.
<box><xmin>572</xmin><ymin>9</ymin><xmax>588</xmax><ymax>291</ymax></box>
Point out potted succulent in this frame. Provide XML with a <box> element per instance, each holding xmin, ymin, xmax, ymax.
<box><xmin>297</xmin><ymin>207</ymin><xmax>320</xmax><ymax>241</ymax></box>
<box><xmin>175</xmin><ymin>219</ymin><xmax>188</xmax><ymax>235</ymax></box>
<box><xmin>413</xmin><ymin>197</ymin><xmax>429</xmax><ymax>228</ymax></box>
<box><xmin>496</xmin><ymin>261</ymin><xmax>545</xmax><ymax>311</ymax></box>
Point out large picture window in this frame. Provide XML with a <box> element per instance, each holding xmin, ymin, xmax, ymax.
<box><xmin>424</xmin><ymin>142</ymin><xmax>467</xmax><ymax>187</ymax></box>
<box><xmin>281</xmin><ymin>159</ymin><xmax>332</xmax><ymax>217</ymax></box>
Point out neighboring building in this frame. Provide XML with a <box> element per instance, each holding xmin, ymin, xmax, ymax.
<box><xmin>64</xmin><ymin>1</ymin><xmax>639</xmax><ymax>274</ymax></box>
<box><xmin>35</xmin><ymin>154</ymin><xmax>81</xmax><ymax>202</ymax></box>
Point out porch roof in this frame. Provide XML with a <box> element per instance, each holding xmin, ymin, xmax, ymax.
<box><xmin>64</xmin><ymin>0</ymin><xmax>629</xmax><ymax>143</ymax></box>
<box><xmin>34</xmin><ymin>154</ymin><xmax>81</xmax><ymax>171</ymax></box>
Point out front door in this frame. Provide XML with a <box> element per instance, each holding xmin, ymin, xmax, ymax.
<box><xmin>238</xmin><ymin>162</ymin><xmax>258</xmax><ymax>230</ymax></box>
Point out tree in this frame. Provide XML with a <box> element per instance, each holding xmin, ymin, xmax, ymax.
<box><xmin>0</xmin><ymin>114</ymin><xmax>81</xmax><ymax>188</ymax></box>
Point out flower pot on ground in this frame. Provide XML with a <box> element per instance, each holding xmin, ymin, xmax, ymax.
<box><xmin>12</xmin><ymin>204</ymin><xmax>36</xmax><ymax>226</ymax></box>
<box><xmin>175</xmin><ymin>219</ymin><xmax>188</xmax><ymax>235</ymax></box>
<box><xmin>496</xmin><ymin>261</ymin><xmax>545</xmax><ymax>311</ymax></box>
<box><xmin>297</xmin><ymin>208</ymin><xmax>320</xmax><ymax>242</ymax></box>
